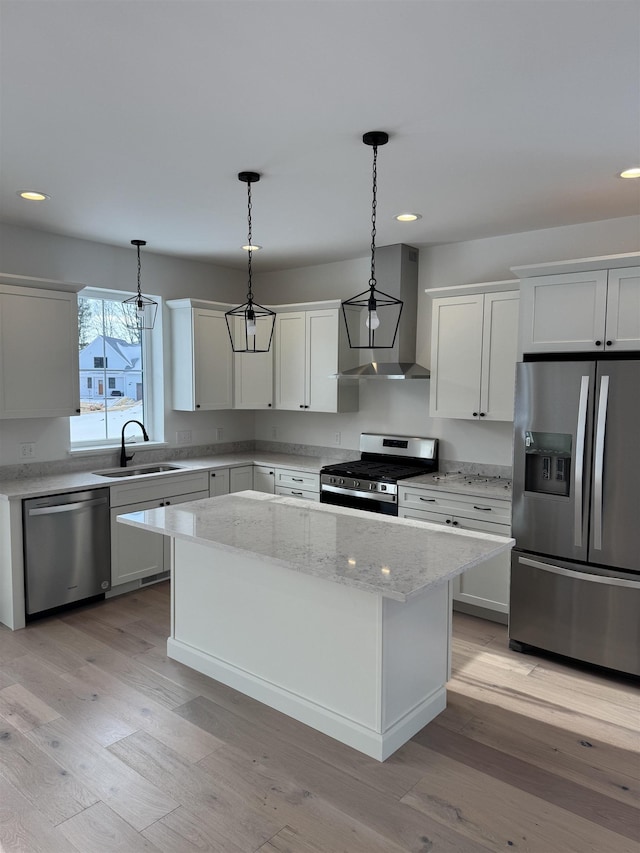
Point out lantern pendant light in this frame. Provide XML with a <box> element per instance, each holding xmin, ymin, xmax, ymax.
<box><xmin>341</xmin><ymin>131</ymin><xmax>403</xmax><ymax>349</ymax></box>
<box><xmin>123</xmin><ymin>239</ymin><xmax>158</xmax><ymax>329</ymax></box>
<box><xmin>225</xmin><ymin>171</ymin><xmax>275</xmax><ymax>353</ymax></box>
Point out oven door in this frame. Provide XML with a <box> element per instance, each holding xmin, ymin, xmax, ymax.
<box><xmin>320</xmin><ymin>486</ymin><xmax>398</xmax><ymax>516</ymax></box>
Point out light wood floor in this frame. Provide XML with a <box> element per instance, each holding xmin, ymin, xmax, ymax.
<box><xmin>0</xmin><ymin>583</ymin><xmax>638</xmax><ymax>853</ymax></box>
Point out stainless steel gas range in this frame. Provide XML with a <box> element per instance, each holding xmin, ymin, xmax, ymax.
<box><xmin>320</xmin><ymin>433</ymin><xmax>439</xmax><ymax>516</ymax></box>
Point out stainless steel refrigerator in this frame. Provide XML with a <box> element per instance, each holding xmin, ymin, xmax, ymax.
<box><xmin>510</xmin><ymin>358</ymin><xmax>640</xmax><ymax>677</ymax></box>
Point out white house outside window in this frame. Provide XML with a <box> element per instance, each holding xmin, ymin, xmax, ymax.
<box><xmin>71</xmin><ymin>289</ymin><xmax>158</xmax><ymax>446</ymax></box>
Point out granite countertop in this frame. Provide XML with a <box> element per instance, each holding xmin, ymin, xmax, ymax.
<box><xmin>118</xmin><ymin>491</ymin><xmax>514</xmax><ymax>602</ymax></box>
<box><xmin>0</xmin><ymin>452</ymin><xmax>339</xmax><ymax>501</ymax></box>
<box><xmin>403</xmin><ymin>471</ymin><xmax>513</xmax><ymax>500</ymax></box>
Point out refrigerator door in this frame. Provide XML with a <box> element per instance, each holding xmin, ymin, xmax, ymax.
<box><xmin>590</xmin><ymin>360</ymin><xmax>640</xmax><ymax>571</ymax></box>
<box><xmin>512</xmin><ymin>361</ymin><xmax>595</xmax><ymax>562</ymax></box>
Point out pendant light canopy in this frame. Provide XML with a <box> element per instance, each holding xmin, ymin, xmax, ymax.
<box><xmin>225</xmin><ymin>171</ymin><xmax>275</xmax><ymax>353</ymax></box>
<box><xmin>342</xmin><ymin>131</ymin><xmax>403</xmax><ymax>349</ymax></box>
<box><xmin>123</xmin><ymin>239</ymin><xmax>157</xmax><ymax>330</ymax></box>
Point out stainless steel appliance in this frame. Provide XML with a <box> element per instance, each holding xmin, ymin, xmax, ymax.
<box><xmin>510</xmin><ymin>358</ymin><xmax>640</xmax><ymax>676</ymax></box>
<box><xmin>320</xmin><ymin>433</ymin><xmax>438</xmax><ymax>515</ymax></box>
<box><xmin>23</xmin><ymin>488</ymin><xmax>111</xmax><ymax>616</ymax></box>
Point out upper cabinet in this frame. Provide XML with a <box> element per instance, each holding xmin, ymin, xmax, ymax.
<box><xmin>168</xmin><ymin>300</ymin><xmax>233</xmax><ymax>411</ymax></box>
<box><xmin>274</xmin><ymin>304</ymin><xmax>358</xmax><ymax>413</ymax></box>
<box><xmin>233</xmin><ymin>315</ymin><xmax>274</xmax><ymax>409</ymax></box>
<box><xmin>428</xmin><ymin>283</ymin><xmax>519</xmax><ymax>421</ymax></box>
<box><xmin>0</xmin><ymin>281</ymin><xmax>81</xmax><ymax>419</ymax></box>
<box><xmin>514</xmin><ymin>256</ymin><xmax>640</xmax><ymax>354</ymax></box>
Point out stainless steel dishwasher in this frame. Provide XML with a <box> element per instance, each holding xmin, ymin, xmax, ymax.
<box><xmin>23</xmin><ymin>488</ymin><xmax>111</xmax><ymax>616</ymax></box>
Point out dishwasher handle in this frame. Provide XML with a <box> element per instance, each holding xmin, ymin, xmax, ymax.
<box><xmin>27</xmin><ymin>496</ymin><xmax>109</xmax><ymax>517</ymax></box>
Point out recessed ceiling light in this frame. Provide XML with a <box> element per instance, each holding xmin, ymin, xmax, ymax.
<box><xmin>618</xmin><ymin>167</ymin><xmax>640</xmax><ymax>179</ymax></box>
<box><xmin>394</xmin><ymin>213</ymin><xmax>422</xmax><ymax>222</ymax></box>
<box><xmin>241</xmin><ymin>244</ymin><xmax>262</xmax><ymax>251</ymax></box>
<box><xmin>17</xmin><ymin>190</ymin><xmax>50</xmax><ymax>201</ymax></box>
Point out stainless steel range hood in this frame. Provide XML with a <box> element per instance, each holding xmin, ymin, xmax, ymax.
<box><xmin>336</xmin><ymin>244</ymin><xmax>430</xmax><ymax>379</ymax></box>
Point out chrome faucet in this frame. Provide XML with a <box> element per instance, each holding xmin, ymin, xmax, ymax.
<box><xmin>120</xmin><ymin>420</ymin><xmax>149</xmax><ymax>467</ymax></box>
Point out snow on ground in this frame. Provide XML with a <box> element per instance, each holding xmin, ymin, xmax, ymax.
<box><xmin>70</xmin><ymin>398</ymin><xmax>144</xmax><ymax>443</ymax></box>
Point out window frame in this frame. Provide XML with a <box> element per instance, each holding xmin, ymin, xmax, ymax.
<box><xmin>71</xmin><ymin>286</ymin><xmax>163</xmax><ymax>450</ymax></box>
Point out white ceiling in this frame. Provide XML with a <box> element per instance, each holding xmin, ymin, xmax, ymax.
<box><xmin>1</xmin><ymin>0</ymin><xmax>638</xmax><ymax>272</ymax></box>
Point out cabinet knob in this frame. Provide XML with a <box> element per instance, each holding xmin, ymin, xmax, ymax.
<box><xmin>472</xmin><ymin>412</ymin><xmax>478</xmax><ymax>417</ymax></box>
<box><xmin>452</xmin><ymin>520</ymin><xmax>459</xmax><ymax>526</ymax></box>
<box><xmin>76</xmin><ymin>408</ymin><xmax>81</xmax><ymax>414</ymax></box>
<box><xmin>479</xmin><ymin>412</ymin><xmax>485</xmax><ymax>417</ymax></box>
<box><xmin>196</xmin><ymin>404</ymin><xmax>201</xmax><ymax>408</ymax></box>
<box><xmin>268</xmin><ymin>403</ymin><xmax>272</xmax><ymax>407</ymax></box>
<box><xmin>445</xmin><ymin>518</ymin><xmax>451</xmax><ymax>524</ymax></box>
<box><xmin>211</xmin><ymin>472</ymin><xmax>215</xmax><ymax>477</ymax></box>
<box><xmin>299</xmin><ymin>404</ymin><xmax>305</xmax><ymax>408</ymax></box>
<box><xmin>166</xmin><ymin>500</ymin><xmax>171</xmax><ymax>505</ymax></box>
<box><xmin>595</xmin><ymin>340</ymin><xmax>602</xmax><ymax>347</ymax></box>
<box><xmin>606</xmin><ymin>340</ymin><xmax>613</xmax><ymax>347</ymax></box>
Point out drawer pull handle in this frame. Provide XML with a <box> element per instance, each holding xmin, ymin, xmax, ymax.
<box><xmin>292</xmin><ymin>490</ymin><xmax>303</xmax><ymax>496</ymax></box>
<box><xmin>292</xmin><ymin>477</ymin><xmax>304</xmax><ymax>482</ymax></box>
<box><xmin>419</xmin><ymin>497</ymin><xmax>436</xmax><ymax>502</ymax></box>
<box><xmin>473</xmin><ymin>505</ymin><xmax>492</xmax><ymax>511</ymax></box>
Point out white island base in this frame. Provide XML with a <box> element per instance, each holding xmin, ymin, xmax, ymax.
<box><xmin>169</xmin><ymin>536</ymin><xmax>449</xmax><ymax>762</ymax></box>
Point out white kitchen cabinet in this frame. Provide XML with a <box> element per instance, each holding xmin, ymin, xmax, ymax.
<box><xmin>274</xmin><ymin>304</ymin><xmax>359</xmax><ymax>413</ymax></box>
<box><xmin>209</xmin><ymin>468</ymin><xmax>230</xmax><ymax>496</ymax></box>
<box><xmin>168</xmin><ymin>299</ymin><xmax>233</xmax><ymax>411</ymax></box>
<box><xmin>233</xmin><ymin>316</ymin><xmax>274</xmax><ymax>409</ymax></box>
<box><xmin>517</xmin><ymin>264</ymin><xmax>640</xmax><ymax>354</ymax></box>
<box><xmin>0</xmin><ymin>284</ymin><xmax>81</xmax><ymax>419</ymax></box>
<box><xmin>429</xmin><ymin>287</ymin><xmax>519</xmax><ymax>421</ymax></box>
<box><xmin>274</xmin><ymin>467</ymin><xmax>320</xmax><ymax>501</ymax></box>
<box><xmin>399</xmin><ymin>485</ymin><xmax>511</xmax><ymax>620</ymax></box>
<box><xmin>110</xmin><ymin>471</ymin><xmax>209</xmax><ymax>586</ymax></box>
<box><xmin>253</xmin><ymin>465</ymin><xmax>275</xmax><ymax>493</ymax></box>
<box><xmin>230</xmin><ymin>465</ymin><xmax>253</xmax><ymax>492</ymax></box>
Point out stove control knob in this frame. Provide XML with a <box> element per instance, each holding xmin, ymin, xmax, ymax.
<box><xmin>354</xmin><ymin>480</ymin><xmax>360</xmax><ymax>488</ymax></box>
<box><xmin>339</xmin><ymin>478</ymin><xmax>344</xmax><ymax>485</ymax></box>
<box><xmin>369</xmin><ymin>483</ymin><xmax>376</xmax><ymax>491</ymax></box>
<box><xmin>380</xmin><ymin>484</ymin><xmax>386</xmax><ymax>491</ymax></box>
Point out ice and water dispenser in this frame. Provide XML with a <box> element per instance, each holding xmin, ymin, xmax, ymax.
<box><xmin>524</xmin><ymin>431</ymin><xmax>572</xmax><ymax>496</ymax></box>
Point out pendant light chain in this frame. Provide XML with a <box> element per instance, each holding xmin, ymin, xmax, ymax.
<box><xmin>370</xmin><ymin>142</ymin><xmax>378</xmax><ymax>288</ymax></box>
<box><xmin>246</xmin><ymin>179</ymin><xmax>254</xmax><ymax>303</ymax></box>
<box><xmin>136</xmin><ymin>242</ymin><xmax>143</xmax><ymax>304</ymax></box>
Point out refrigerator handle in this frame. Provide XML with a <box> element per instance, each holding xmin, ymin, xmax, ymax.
<box><xmin>573</xmin><ymin>375</ymin><xmax>590</xmax><ymax>548</ymax></box>
<box><xmin>592</xmin><ymin>374</ymin><xmax>609</xmax><ymax>551</ymax></box>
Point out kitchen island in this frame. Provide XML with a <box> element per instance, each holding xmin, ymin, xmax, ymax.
<box><xmin>118</xmin><ymin>491</ymin><xmax>514</xmax><ymax>760</ymax></box>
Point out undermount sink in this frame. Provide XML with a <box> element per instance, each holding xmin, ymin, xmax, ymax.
<box><xmin>94</xmin><ymin>464</ymin><xmax>185</xmax><ymax>478</ymax></box>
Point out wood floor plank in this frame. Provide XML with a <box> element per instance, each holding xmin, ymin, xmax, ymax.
<box><xmin>0</xmin><ymin>774</ymin><xmax>83</xmax><ymax>853</ymax></box>
<box><xmin>401</xmin><ymin>740</ymin><xmax>639</xmax><ymax>853</ymax></box>
<box><xmin>25</xmin><ymin>716</ymin><xmax>180</xmax><ymax>832</ymax></box>
<box><xmin>60</xmin><ymin>610</ymin><xmax>155</xmax><ymax>656</ymax></box>
<box><xmin>0</xmin><ymin>717</ymin><xmax>99</xmax><ymax>825</ymax></box>
<box><xmin>57</xmin><ymin>801</ymin><xmax>164</xmax><ymax>853</ymax></box>
<box><xmin>413</xmin><ymin>721</ymin><xmax>640</xmax><ymax>842</ymax></box>
<box><xmin>60</xmin><ymin>662</ymin><xmax>223</xmax><ymax>762</ymax></box>
<box><xmin>108</xmin><ymin>729</ymin><xmax>287</xmax><ymax>851</ymax></box>
<box><xmin>178</xmin><ymin>695</ymin><xmax>490</xmax><ymax>853</ymax></box>
<box><xmin>141</xmin><ymin>805</ymin><xmax>250</xmax><ymax>853</ymax></box>
<box><xmin>1</xmin><ymin>653</ymin><xmax>137</xmax><ymax>747</ymax></box>
<box><xmin>0</xmin><ymin>681</ymin><xmax>60</xmax><ymax>731</ymax></box>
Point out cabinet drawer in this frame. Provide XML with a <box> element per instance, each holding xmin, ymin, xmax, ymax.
<box><xmin>110</xmin><ymin>471</ymin><xmax>209</xmax><ymax>507</ymax></box>
<box><xmin>275</xmin><ymin>469</ymin><xmax>319</xmax><ymax>491</ymax></box>
<box><xmin>275</xmin><ymin>486</ymin><xmax>320</xmax><ymax>502</ymax></box>
<box><xmin>399</xmin><ymin>486</ymin><xmax>511</xmax><ymax>524</ymax></box>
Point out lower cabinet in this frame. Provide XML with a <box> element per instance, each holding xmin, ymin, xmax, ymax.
<box><xmin>253</xmin><ymin>465</ymin><xmax>275</xmax><ymax>494</ymax></box>
<box><xmin>398</xmin><ymin>485</ymin><xmax>511</xmax><ymax>621</ymax></box>
<box><xmin>274</xmin><ymin>468</ymin><xmax>320</xmax><ymax>501</ymax></box>
<box><xmin>110</xmin><ymin>472</ymin><xmax>209</xmax><ymax>586</ymax></box>
<box><xmin>209</xmin><ymin>465</ymin><xmax>254</xmax><ymax>496</ymax></box>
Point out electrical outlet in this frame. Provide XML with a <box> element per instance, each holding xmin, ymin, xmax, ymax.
<box><xmin>20</xmin><ymin>442</ymin><xmax>35</xmax><ymax>459</ymax></box>
<box><xmin>176</xmin><ymin>430</ymin><xmax>192</xmax><ymax>445</ymax></box>
<box><xmin>216</xmin><ymin>427</ymin><xmax>224</xmax><ymax>441</ymax></box>
<box><xmin>334</xmin><ymin>432</ymin><xmax>341</xmax><ymax>445</ymax></box>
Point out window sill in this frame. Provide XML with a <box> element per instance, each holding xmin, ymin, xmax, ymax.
<box><xmin>68</xmin><ymin>441</ymin><xmax>169</xmax><ymax>458</ymax></box>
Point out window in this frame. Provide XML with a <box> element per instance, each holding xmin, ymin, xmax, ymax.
<box><xmin>71</xmin><ymin>290</ymin><xmax>154</xmax><ymax>446</ymax></box>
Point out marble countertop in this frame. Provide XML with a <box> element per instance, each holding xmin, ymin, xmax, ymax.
<box><xmin>118</xmin><ymin>491</ymin><xmax>514</xmax><ymax>602</ymax></box>
<box><xmin>0</xmin><ymin>451</ymin><xmax>337</xmax><ymax>501</ymax></box>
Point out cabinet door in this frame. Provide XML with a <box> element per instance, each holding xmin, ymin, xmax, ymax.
<box><xmin>253</xmin><ymin>465</ymin><xmax>275</xmax><ymax>493</ymax></box>
<box><xmin>604</xmin><ymin>267</ymin><xmax>640</xmax><ymax>351</ymax></box>
<box><xmin>480</xmin><ymin>291</ymin><xmax>519</xmax><ymax>421</ymax></box>
<box><xmin>430</xmin><ymin>294</ymin><xmax>484</xmax><ymax>419</ymax></box>
<box><xmin>111</xmin><ymin>499</ymin><xmax>166</xmax><ymax>585</ymax></box>
<box><xmin>193</xmin><ymin>310</ymin><xmax>233</xmax><ymax>409</ymax></box>
<box><xmin>519</xmin><ymin>271</ymin><xmax>608</xmax><ymax>353</ymax></box>
<box><xmin>230</xmin><ymin>465</ymin><xmax>253</xmax><ymax>492</ymax></box>
<box><xmin>234</xmin><ymin>316</ymin><xmax>274</xmax><ymax>408</ymax></box>
<box><xmin>209</xmin><ymin>468</ymin><xmax>230</xmax><ymax>497</ymax></box>
<box><xmin>275</xmin><ymin>312</ymin><xmax>306</xmax><ymax>410</ymax></box>
<box><xmin>306</xmin><ymin>309</ymin><xmax>339</xmax><ymax>412</ymax></box>
<box><xmin>0</xmin><ymin>287</ymin><xmax>80</xmax><ymax>419</ymax></box>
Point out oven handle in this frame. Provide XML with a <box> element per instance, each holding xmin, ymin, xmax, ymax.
<box><xmin>518</xmin><ymin>556</ymin><xmax>640</xmax><ymax>589</ymax></box>
<box><xmin>320</xmin><ymin>484</ymin><xmax>397</xmax><ymax>503</ymax></box>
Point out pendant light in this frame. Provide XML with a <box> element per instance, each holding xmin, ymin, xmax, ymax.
<box><xmin>225</xmin><ymin>171</ymin><xmax>275</xmax><ymax>353</ymax></box>
<box><xmin>123</xmin><ymin>240</ymin><xmax>157</xmax><ymax>329</ymax></box>
<box><xmin>341</xmin><ymin>131</ymin><xmax>402</xmax><ymax>349</ymax></box>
